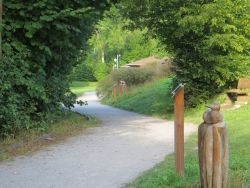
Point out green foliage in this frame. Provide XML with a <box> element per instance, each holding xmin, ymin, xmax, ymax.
<box><xmin>73</xmin><ymin>5</ymin><xmax>168</xmax><ymax>81</ymax></box>
<box><xmin>97</xmin><ymin>68</ymin><xmax>156</xmax><ymax>98</ymax></box>
<box><xmin>1</xmin><ymin>1</ymin><xmax>111</xmax><ymax>137</ymax></box>
<box><xmin>94</xmin><ymin>63</ymin><xmax>110</xmax><ymax>80</ymax></box>
<box><xmin>0</xmin><ymin>48</ymin><xmax>37</xmax><ymax>137</ymax></box>
<box><xmin>70</xmin><ymin>58</ymin><xmax>96</xmax><ymax>81</ymax></box>
<box><xmin>112</xmin><ymin>68</ymin><xmax>155</xmax><ymax>86</ymax></box>
<box><xmin>123</xmin><ymin>0</ymin><xmax>250</xmax><ymax>107</ymax></box>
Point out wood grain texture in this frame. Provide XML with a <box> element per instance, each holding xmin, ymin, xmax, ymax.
<box><xmin>198</xmin><ymin>122</ymin><xmax>228</xmax><ymax>188</ymax></box>
<box><xmin>174</xmin><ymin>87</ymin><xmax>184</xmax><ymax>175</ymax></box>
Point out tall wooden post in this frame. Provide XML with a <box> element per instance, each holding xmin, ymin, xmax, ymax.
<box><xmin>172</xmin><ymin>84</ymin><xmax>185</xmax><ymax>175</ymax></box>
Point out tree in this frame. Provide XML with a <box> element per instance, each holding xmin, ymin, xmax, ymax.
<box><xmin>123</xmin><ymin>0</ymin><xmax>250</xmax><ymax>106</ymax></box>
<box><xmin>73</xmin><ymin>5</ymin><xmax>168</xmax><ymax>81</ymax></box>
<box><xmin>0</xmin><ymin>0</ymin><xmax>112</xmax><ymax>137</ymax></box>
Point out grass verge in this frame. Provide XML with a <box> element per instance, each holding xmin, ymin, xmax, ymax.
<box><xmin>104</xmin><ymin>77</ymin><xmax>225</xmax><ymax>122</ymax></box>
<box><xmin>125</xmin><ymin>104</ymin><xmax>250</xmax><ymax>188</ymax></box>
<box><xmin>104</xmin><ymin>78</ymin><xmax>174</xmax><ymax>119</ymax></box>
<box><xmin>103</xmin><ymin>77</ymin><xmax>249</xmax><ymax>187</ymax></box>
<box><xmin>70</xmin><ymin>81</ymin><xmax>97</xmax><ymax>97</ymax></box>
<box><xmin>0</xmin><ymin>111</ymin><xmax>97</xmax><ymax>162</ymax></box>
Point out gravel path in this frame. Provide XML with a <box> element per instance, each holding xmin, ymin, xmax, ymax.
<box><xmin>0</xmin><ymin>92</ymin><xmax>196</xmax><ymax>188</ymax></box>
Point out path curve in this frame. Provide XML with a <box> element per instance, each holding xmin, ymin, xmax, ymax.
<box><xmin>0</xmin><ymin>92</ymin><xmax>196</xmax><ymax>188</ymax></box>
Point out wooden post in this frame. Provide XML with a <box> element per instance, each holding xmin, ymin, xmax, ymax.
<box><xmin>113</xmin><ymin>85</ymin><xmax>117</xmax><ymax>98</ymax></box>
<box><xmin>172</xmin><ymin>84</ymin><xmax>185</xmax><ymax>175</ymax></box>
<box><xmin>198</xmin><ymin>103</ymin><xmax>228</xmax><ymax>188</ymax></box>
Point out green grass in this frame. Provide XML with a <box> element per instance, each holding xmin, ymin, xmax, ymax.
<box><xmin>70</xmin><ymin>81</ymin><xmax>97</xmax><ymax>97</ymax></box>
<box><xmin>0</xmin><ymin>111</ymin><xmax>97</xmax><ymax>162</ymax></box>
<box><xmin>104</xmin><ymin>78</ymin><xmax>174</xmax><ymax>119</ymax></box>
<box><xmin>104</xmin><ymin>77</ymin><xmax>225</xmax><ymax>122</ymax></box>
<box><xmin>125</xmin><ymin>104</ymin><xmax>250</xmax><ymax>188</ymax></box>
<box><xmin>103</xmin><ymin>77</ymin><xmax>249</xmax><ymax>187</ymax></box>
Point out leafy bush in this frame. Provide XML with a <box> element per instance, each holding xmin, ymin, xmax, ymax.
<box><xmin>97</xmin><ymin>68</ymin><xmax>155</xmax><ymax>98</ymax></box>
<box><xmin>0</xmin><ymin>48</ymin><xmax>41</xmax><ymax>137</ymax></box>
<box><xmin>1</xmin><ymin>1</ymin><xmax>111</xmax><ymax>137</ymax></box>
<box><xmin>112</xmin><ymin>68</ymin><xmax>155</xmax><ymax>86</ymax></box>
<box><xmin>70</xmin><ymin>60</ymin><xmax>96</xmax><ymax>82</ymax></box>
<box><xmin>96</xmin><ymin>75</ymin><xmax>114</xmax><ymax>98</ymax></box>
<box><xmin>94</xmin><ymin>63</ymin><xmax>111</xmax><ymax>81</ymax></box>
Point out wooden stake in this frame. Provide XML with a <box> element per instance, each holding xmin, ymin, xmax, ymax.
<box><xmin>173</xmin><ymin>85</ymin><xmax>184</xmax><ymax>175</ymax></box>
<box><xmin>113</xmin><ymin>85</ymin><xmax>117</xmax><ymax>98</ymax></box>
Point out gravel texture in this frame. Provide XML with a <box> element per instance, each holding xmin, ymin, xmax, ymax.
<box><xmin>0</xmin><ymin>92</ymin><xmax>196</xmax><ymax>188</ymax></box>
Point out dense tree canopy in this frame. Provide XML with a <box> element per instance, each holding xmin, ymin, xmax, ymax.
<box><xmin>123</xmin><ymin>0</ymin><xmax>250</xmax><ymax>106</ymax></box>
<box><xmin>71</xmin><ymin>5</ymin><xmax>168</xmax><ymax>81</ymax></box>
<box><xmin>0</xmin><ymin>0</ymin><xmax>112</xmax><ymax>136</ymax></box>
<box><xmin>1</xmin><ymin>0</ymin><xmax>249</xmax><ymax>136</ymax></box>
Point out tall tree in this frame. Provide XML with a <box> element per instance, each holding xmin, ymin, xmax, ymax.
<box><xmin>123</xmin><ymin>0</ymin><xmax>250</xmax><ymax>107</ymax></box>
<box><xmin>0</xmin><ymin>0</ymin><xmax>112</xmax><ymax>137</ymax></box>
<box><xmin>72</xmin><ymin>5</ymin><xmax>168</xmax><ymax>81</ymax></box>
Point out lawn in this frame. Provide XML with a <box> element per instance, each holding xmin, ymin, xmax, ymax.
<box><xmin>104</xmin><ymin>78</ymin><xmax>174</xmax><ymax>119</ymax></box>
<box><xmin>104</xmin><ymin>77</ymin><xmax>249</xmax><ymax>187</ymax></box>
<box><xmin>0</xmin><ymin>111</ymin><xmax>97</xmax><ymax>162</ymax></box>
<box><xmin>70</xmin><ymin>81</ymin><xmax>97</xmax><ymax>97</ymax></box>
<box><xmin>104</xmin><ymin>77</ymin><xmax>225</xmax><ymax>122</ymax></box>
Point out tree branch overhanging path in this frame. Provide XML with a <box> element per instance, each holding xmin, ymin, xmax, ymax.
<box><xmin>0</xmin><ymin>92</ymin><xmax>196</xmax><ymax>188</ymax></box>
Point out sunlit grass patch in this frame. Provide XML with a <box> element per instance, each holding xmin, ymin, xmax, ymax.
<box><xmin>104</xmin><ymin>78</ymin><xmax>174</xmax><ymax>119</ymax></box>
<box><xmin>70</xmin><ymin>81</ymin><xmax>97</xmax><ymax>97</ymax></box>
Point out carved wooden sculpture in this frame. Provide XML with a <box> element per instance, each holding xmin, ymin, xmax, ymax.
<box><xmin>198</xmin><ymin>103</ymin><xmax>228</xmax><ymax>188</ymax></box>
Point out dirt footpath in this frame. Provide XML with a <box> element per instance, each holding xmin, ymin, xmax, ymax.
<box><xmin>0</xmin><ymin>92</ymin><xmax>196</xmax><ymax>188</ymax></box>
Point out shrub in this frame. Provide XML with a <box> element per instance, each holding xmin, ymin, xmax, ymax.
<box><xmin>94</xmin><ymin>63</ymin><xmax>110</xmax><ymax>81</ymax></box>
<box><xmin>0</xmin><ymin>48</ymin><xmax>41</xmax><ymax>137</ymax></box>
<box><xmin>1</xmin><ymin>1</ymin><xmax>111</xmax><ymax>137</ymax></box>
<box><xmin>70</xmin><ymin>61</ymin><xmax>96</xmax><ymax>82</ymax></box>
<box><xmin>96</xmin><ymin>75</ymin><xmax>114</xmax><ymax>98</ymax></box>
<box><xmin>112</xmin><ymin>68</ymin><xmax>155</xmax><ymax>86</ymax></box>
<box><xmin>97</xmin><ymin>68</ymin><xmax>155</xmax><ymax>98</ymax></box>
